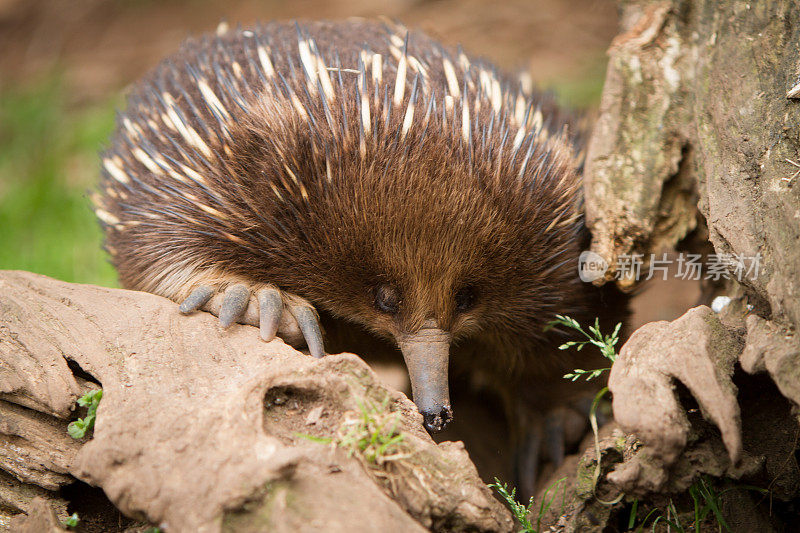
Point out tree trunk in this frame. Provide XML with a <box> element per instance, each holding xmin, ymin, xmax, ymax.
<box><xmin>571</xmin><ymin>0</ymin><xmax>800</xmax><ymax>530</ymax></box>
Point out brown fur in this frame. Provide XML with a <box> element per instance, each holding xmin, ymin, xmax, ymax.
<box><xmin>96</xmin><ymin>19</ymin><xmax>627</xmax><ymax>489</ymax></box>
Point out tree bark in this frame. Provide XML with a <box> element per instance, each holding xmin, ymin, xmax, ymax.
<box><xmin>578</xmin><ymin>0</ymin><xmax>800</xmax><ymax>523</ymax></box>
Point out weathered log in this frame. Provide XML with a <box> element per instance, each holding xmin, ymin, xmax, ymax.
<box><xmin>0</xmin><ymin>270</ymin><xmax>511</xmax><ymax>532</ymax></box>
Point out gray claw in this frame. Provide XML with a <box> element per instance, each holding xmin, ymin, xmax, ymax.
<box><xmin>289</xmin><ymin>304</ymin><xmax>325</xmax><ymax>358</ymax></box>
<box><xmin>544</xmin><ymin>413</ymin><xmax>566</xmax><ymax>467</ymax></box>
<box><xmin>515</xmin><ymin>426</ymin><xmax>543</xmax><ymax>501</ymax></box>
<box><xmin>179</xmin><ymin>285</ymin><xmax>214</xmax><ymax>314</ymax></box>
<box><xmin>219</xmin><ymin>284</ymin><xmax>250</xmax><ymax>328</ymax></box>
<box><xmin>257</xmin><ymin>288</ymin><xmax>282</xmax><ymax>341</ymax></box>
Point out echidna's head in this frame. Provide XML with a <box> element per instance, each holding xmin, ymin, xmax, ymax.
<box><xmin>319</xmin><ymin>140</ymin><xmax>586</xmax><ymax>432</ymax></box>
<box><xmin>225</xmin><ymin>70</ymin><xmax>587</xmax><ymax>432</ymax></box>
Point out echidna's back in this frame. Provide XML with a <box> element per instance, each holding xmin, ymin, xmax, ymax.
<box><xmin>96</xmin><ymin>19</ymin><xmax>584</xmax><ymax>296</ymax></box>
<box><xmin>101</xmin><ymin>19</ymin><xmax>577</xmax><ymax>198</ymax></box>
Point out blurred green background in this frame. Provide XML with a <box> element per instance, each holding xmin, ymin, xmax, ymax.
<box><xmin>0</xmin><ymin>78</ymin><xmax>119</xmax><ymax>285</ymax></box>
<box><xmin>0</xmin><ymin>0</ymin><xmax>617</xmax><ymax>287</ymax></box>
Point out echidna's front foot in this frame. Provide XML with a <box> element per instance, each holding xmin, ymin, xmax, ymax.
<box><xmin>179</xmin><ymin>283</ymin><xmax>325</xmax><ymax>358</ymax></box>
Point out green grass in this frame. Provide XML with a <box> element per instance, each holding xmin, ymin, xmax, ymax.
<box><xmin>335</xmin><ymin>397</ymin><xmax>406</xmax><ymax>464</ymax></box>
<box><xmin>0</xmin><ymin>76</ymin><xmax>119</xmax><ymax>286</ymax></box>
<box><xmin>297</xmin><ymin>396</ymin><xmax>407</xmax><ymax>466</ymax></box>
<box><xmin>489</xmin><ymin>477</ymin><xmax>567</xmax><ymax>533</ymax></box>
<box><xmin>626</xmin><ymin>476</ymin><xmax>770</xmax><ymax>532</ymax></box>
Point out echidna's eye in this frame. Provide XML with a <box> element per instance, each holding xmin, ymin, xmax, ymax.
<box><xmin>374</xmin><ymin>284</ymin><xmax>401</xmax><ymax>314</ymax></box>
<box><xmin>455</xmin><ymin>286</ymin><xmax>476</xmax><ymax>312</ymax></box>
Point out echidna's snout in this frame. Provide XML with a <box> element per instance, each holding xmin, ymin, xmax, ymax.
<box><xmin>421</xmin><ymin>405</ymin><xmax>453</xmax><ymax>433</ymax></box>
<box><xmin>396</xmin><ymin>319</ymin><xmax>452</xmax><ymax>433</ymax></box>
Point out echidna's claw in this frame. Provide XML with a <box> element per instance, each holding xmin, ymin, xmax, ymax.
<box><xmin>257</xmin><ymin>287</ymin><xmax>282</xmax><ymax>341</ymax></box>
<box><xmin>289</xmin><ymin>304</ymin><xmax>325</xmax><ymax>359</ymax></box>
<box><xmin>514</xmin><ymin>402</ymin><xmax>591</xmax><ymax>499</ymax></box>
<box><xmin>179</xmin><ymin>285</ymin><xmax>214</xmax><ymax>314</ymax></box>
<box><xmin>515</xmin><ymin>425</ymin><xmax>542</xmax><ymax>501</ymax></box>
<box><xmin>219</xmin><ymin>284</ymin><xmax>250</xmax><ymax>328</ymax></box>
<box><xmin>544</xmin><ymin>412</ymin><xmax>566</xmax><ymax>468</ymax></box>
<box><xmin>177</xmin><ymin>282</ymin><xmax>325</xmax><ymax>356</ymax></box>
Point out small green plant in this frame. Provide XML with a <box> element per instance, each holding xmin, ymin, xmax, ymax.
<box><xmin>63</xmin><ymin>512</ymin><xmax>79</xmax><ymax>528</ymax></box>
<box><xmin>650</xmin><ymin>499</ymin><xmax>685</xmax><ymax>532</ymax></box>
<box><xmin>67</xmin><ymin>389</ymin><xmax>103</xmax><ymax>439</ymax></box>
<box><xmin>687</xmin><ymin>476</ymin><xmax>730</xmax><ymax>532</ymax></box>
<box><xmin>627</xmin><ymin>476</ymin><xmax>767</xmax><ymax>532</ymax></box>
<box><xmin>297</xmin><ymin>396</ymin><xmax>406</xmax><ymax>465</ymax></box>
<box><xmin>489</xmin><ymin>477</ymin><xmax>566</xmax><ymax>533</ymax></box>
<box><xmin>628</xmin><ymin>499</ymin><xmax>663</xmax><ymax>531</ymax></box>
<box><xmin>490</xmin><ymin>480</ymin><xmax>535</xmax><ymax>532</ymax></box>
<box><xmin>546</xmin><ymin>315</ymin><xmax>623</xmax><ymax>502</ymax></box>
<box><xmin>546</xmin><ymin>315</ymin><xmax>621</xmax><ymax>381</ymax></box>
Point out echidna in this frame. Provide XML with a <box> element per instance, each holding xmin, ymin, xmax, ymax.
<box><xmin>95</xmin><ymin>19</ymin><xmax>625</xmax><ymax>494</ymax></box>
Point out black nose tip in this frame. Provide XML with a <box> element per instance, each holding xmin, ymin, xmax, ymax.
<box><xmin>422</xmin><ymin>405</ymin><xmax>453</xmax><ymax>433</ymax></box>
